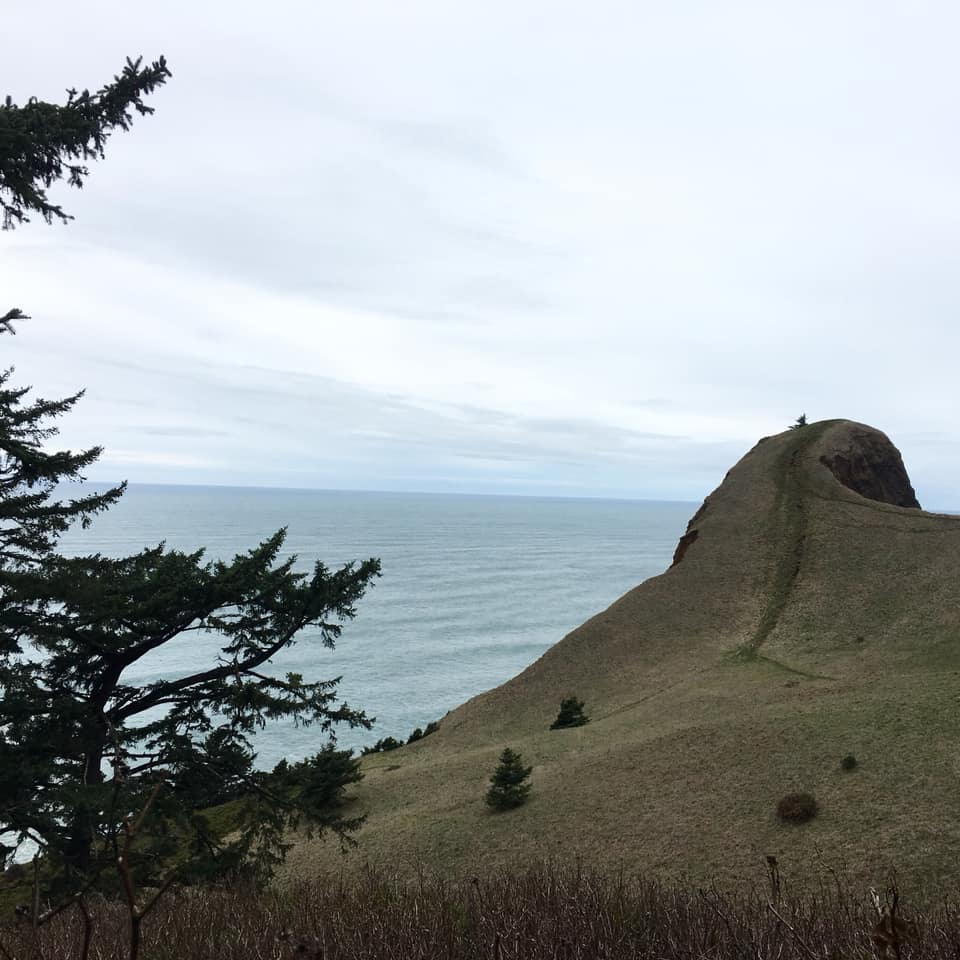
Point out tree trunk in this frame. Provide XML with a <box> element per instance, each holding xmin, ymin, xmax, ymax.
<box><xmin>63</xmin><ymin>728</ymin><xmax>107</xmax><ymax>877</ymax></box>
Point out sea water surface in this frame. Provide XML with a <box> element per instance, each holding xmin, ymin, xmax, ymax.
<box><xmin>60</xmin><ymin>486</ymin><xmax>694</xmax><ymax>768</ymax></box>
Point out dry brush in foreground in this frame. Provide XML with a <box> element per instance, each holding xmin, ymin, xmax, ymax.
<box><xmin>0</xmin><ymin>864</ymin><xmax>955</xmax><ymax>959</ymax></box>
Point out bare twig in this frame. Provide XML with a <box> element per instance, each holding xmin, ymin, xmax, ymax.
<box><xmin>30</xmin><ymin>856</ymin><xmax>44</xmax><ymax>960</ymax></box>
<box><xmin>0</xmin><ymin>936</ymin><xmax>19</xmax><ymax>960</ymax></box>
<box><xmin>76</xmin><ymin>897</ymin><xmax>92</xmax><ymax>960</ymax></box>
<box><xmin>116</xmin><ymin>779</ymin><xmax>176</xmax><ymax>960</ymax></box>
<box><xmin>765</xmin><ymin>855</ymin><xmax>781</xmax><ymax>903</ymax></box>
<box><xmin>33</xmin><ymin>873</ymin><xmax>97</xmax><ymax>930</ymax></box>
<box><xmin>139</xmin><ymin>873</ymin><xmax>177</xmax><ymax>921</ymax></box>
<box><xmin>812</xmin><ymin>841</ymin><xmax>846</xmax><ymax>905</ymax></box>
<box><xmin>767</xmin><ymin>901</ymin><xmax>822</xmax><ymax>960</ymax></box>
<box><xmin>699</xmin><ymin>888</ymin><xmax>753</xmax><ymax>960</ymax></box>
<box><xmin>870</xmin><ymin>882</ymin><xmax>915</xmax><ymax>960</ymax></box>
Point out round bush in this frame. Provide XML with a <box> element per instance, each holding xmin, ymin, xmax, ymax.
<box><xmin>776</xmin><ymin>792</ymin><xmax>819</xmax><ymax>824</ymax></box>
<box><xmin>840</xmin><ymin>754</ymin><xmax>857</xmax><ymax>771</ymax></box>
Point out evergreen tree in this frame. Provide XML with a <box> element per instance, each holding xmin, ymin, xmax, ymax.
<box><xmin>0</xmin><ymin>535</ymin><xmax>380</xmax><ymax>885</ymax></box>
<box><xmin>1</xmin><ymin>55</ymin><xmax>170</xmax><ymax>228</ymax></box>
<box><xmin>361</xmin><ymin>736</ymin><xmax>403</xmax><ymax>755</ymax></box>
<box><xmin>0</xmin><ymin>58</ymin><xmax>380</xmax><ymax>894</ymax></box>
<box><xmin>550</xmin><ymin>696</ymin><xmax>589</xmax><ymax>730</ymax></box>
<box><xmin>0</xmin><ymin>314</ymin><xmax>124</xmax><ymax>577</ymax></box>
<box><xmin>485</xmin><ymin>748</ymin><xmax>532</xmax><ymax>811</ymax></box>
<box><xmin>0</xmin><ymin>53</ymin><xmax>169</xmax><ymax>565</ymax></box>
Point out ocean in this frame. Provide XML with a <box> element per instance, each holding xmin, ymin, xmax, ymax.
<box><xmin>59</xmin><ymin>485</ymin><xmax>694</xmax><ymax>768</ymax></box>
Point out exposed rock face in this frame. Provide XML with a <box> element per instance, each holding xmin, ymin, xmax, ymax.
<box><xmin>818</xmin><ymin>424</ymin><xmax>920</xmax><ymax>509</ymax></box>
<box><xmin>670</xmin><ymin>528</ymin><xmax>698</xmax><ymax>566</ymax></box>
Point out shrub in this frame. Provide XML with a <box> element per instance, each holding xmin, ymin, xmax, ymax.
<box><xmin>776</xmin><ymin>792</ymin><xmax>819</xmax><ymax>824</ymax></box>
<box><xmin>361</xmin><ymin>737</ymin><xmax>403</xmax><ymax>756</ymax></box>
<box><xmin>841</xmin><ymin>754</ymin><xmax>857</xmax><ymax>771</ymax></box>
<box><xmin>407</xmin><ymin>719</ymin><xmax>441</xmax><ymax>744</ymax></box>
<box><xmin>364</xmin><ymin>721</ymin><xmax>440</xmax><ymax>754</ymax></box>
<box><xmin>485</xmin><ymin>748</ymin><xmax>532</xmax><ymax>811</ymax></box>
<box><xmin>550</xmin><ymin>696</ymin><xmax>590</xmax><ymax>730</ymax></box>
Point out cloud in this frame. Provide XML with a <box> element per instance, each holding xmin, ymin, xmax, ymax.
<box><xmin>105</xmin><ymin>450</ymin><xmax>219</xmax><ymax>469</ymax></box>
<box><xmin>140</xmin><ymin>426</ymin><xmax>231</xmax><ymax>438</ymax></box>
<box><xmin>1</xmin><ymin>1</ymin><xmax>959</xmax><ymax>505</ymax></box>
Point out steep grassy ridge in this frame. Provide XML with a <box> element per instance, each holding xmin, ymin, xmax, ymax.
<box><xmin>288</xmin><ymin>421</ymin><xmax>960</xmax><ymax>891</ymax></box>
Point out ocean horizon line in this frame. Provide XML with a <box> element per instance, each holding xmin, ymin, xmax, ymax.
<box><xmin>78</xmin><ymin>478</ymin><xmax>702</xmax><ymax>506</ymax></box>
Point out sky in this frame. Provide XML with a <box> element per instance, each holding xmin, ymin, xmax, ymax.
<box><xmin>2</xmin><ymin>1</ymin><xmax>959</xmax><ymax>507</ymax></box>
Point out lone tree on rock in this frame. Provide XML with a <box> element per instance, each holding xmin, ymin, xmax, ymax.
<box><xmin>485</xmin><ymin>748</ymin><xmax>532</xmax><ymax>811</ymax></box>
<box><xmin>550</xmin><ymin>696</ymin><xmax>590</xmax><ymax>730</ymax></box>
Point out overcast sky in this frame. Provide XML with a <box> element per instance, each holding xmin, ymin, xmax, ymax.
<box><xmin>2</xmin><ymin>2</ymin><xmax>959</xmax><ymax>506</ymax></box>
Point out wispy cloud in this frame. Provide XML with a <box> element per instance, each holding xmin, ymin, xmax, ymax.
<box><xmin>140</xmin><ymin>426</ymin><xmax>231</xmax><ymax>438</ymax></box>
<box><xmin>2</xmin><ymin>1</ymin><xmax>959</xmax><ymax>504</ymax></box>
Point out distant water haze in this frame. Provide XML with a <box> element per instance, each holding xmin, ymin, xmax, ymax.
<box><xmin>58</xmin><ymin>485</ymin><xmax>691</xmax><ymax>767</ymax></box>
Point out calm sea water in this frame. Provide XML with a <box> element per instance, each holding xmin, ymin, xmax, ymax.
<box><xmin>59</xmin><ymin>486</ymin><xmax>693</xmax><ymax>768</ymax></box>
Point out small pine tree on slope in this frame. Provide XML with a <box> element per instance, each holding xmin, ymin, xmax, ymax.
<box><xmin>485</xmin><ymin>748</ymin><xmax>532</xmax><ymax>811</ymax></box>
<box><xmin>550</xmin><ymin>696</ymin><xmax>589</xmax><ymax>730</ymax></box>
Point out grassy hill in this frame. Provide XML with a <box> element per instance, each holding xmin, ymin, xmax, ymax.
<box><xmin>287</xmin><ymin>420</ymin><xmax>960</xmax><ymax>892</ymax></box>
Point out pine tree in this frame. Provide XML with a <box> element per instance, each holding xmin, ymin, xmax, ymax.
<box><xmin>0</xmin><ymin>59</ymin><xmax>380</xmax><ymax>894</ymax></box>
<box><xmin>485</xmin><ymin>748</ymin><xmax>532</xmax><ymax>811</ymax></box>
<box><xmin>0</xmin><ymin>315</ymin><xmax>124</xmax><ymax>571</ymax></box>
<box><xmin>0</xmin><ymin>535</ymin><xmax>380</xmax><ymax>885</ymax></box>
<box><xmin>1</xmin><ymin>54</ymin><xmax>169</xmax><ymax>565</ymax></box>
<box><xmin>1</xmin><ymin>56</ymin><xmax>171</xmax><ymax>228</ymax></box>
<box><xmin>550</xmin><ymin>696</ymin><xmax>589</xmax><ymax>730</ymax></box>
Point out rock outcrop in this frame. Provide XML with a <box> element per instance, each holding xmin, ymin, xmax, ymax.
<box><xmin>817</xmin><ymin>422</ymin><xmax>920</xmax><ymax>509</ymax></box>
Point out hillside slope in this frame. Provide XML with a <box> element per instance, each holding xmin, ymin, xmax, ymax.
<box><xmin>288</xmin><ymin>420</ymin><xmax>960</xmax><ymax>891</ymax></box>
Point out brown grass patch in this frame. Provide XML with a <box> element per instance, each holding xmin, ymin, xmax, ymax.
<box><xmin>0</xmin><ymin>866</ymin><xmax>953</xmax><ymax>960</ymax></box>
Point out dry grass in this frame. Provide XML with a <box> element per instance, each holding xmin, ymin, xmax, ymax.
<box><xmin>0</xmin><ymin>864</ymin><xmax>953</xmax><ymax>959</ymax></box>
<box><xmin>284</xmin><ymin>420</ymin><xmax>960</xmax><ymax>890</ymax></box>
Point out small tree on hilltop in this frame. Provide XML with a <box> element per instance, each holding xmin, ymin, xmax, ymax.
<box><xmin>485</xmin><ymin>748</ymin><xmax>532</xmax><ymax>811</ymax></box>
<box><xmin>789</xmin><ymin>413</ymin><xmax>808</xmax><ymax>430</ymax></box>
<box><xmin>550</xmin><ymin>696</ymin><xmax>589</xmax><ymax>730</ymax></box>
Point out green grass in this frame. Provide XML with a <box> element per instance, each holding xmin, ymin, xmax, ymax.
<box><xmin>0</xmin><ymin>879</ymin><xmax>29</xmax><ymax>921</ymax></box>
<box><xmin>724</xmin><ymin>648</ymin><xmax>837</xmax><ymax>680</ymax></box>
<box><xmin>746</xmin><ymin>420</ymin><xmax>833</xmax><ymax>654</ymax></box>
<box><xmin>195</xmin><ymin>798</ymin><xmax>245</xmax><ymax>839</ymax></box>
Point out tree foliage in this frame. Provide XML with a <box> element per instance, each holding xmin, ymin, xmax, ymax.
<box><xmin>0</xmin><ymin>55</ymin><xmax>170</xmax><ymax>228</ymax></box>
<box><xmin>0</xmin><ymin>311</ymin><xmax>124</xmax><ymax>578</ymax></box>
<box><xmin>549</xmin><ymin>696</ymin><xmax>589</xmax><ymax>730</ymax></box>
<box><xmin>0</xmin><ymin>57</ymin><xmax>379</xmax><ymax>896</ymax></box>
<box><xmin>0</xmin><ymin>396</ymin><xmax>381</xmax><ymax>887</ymax></box>
<box><xmin>485</xmin><ymin>748</ymin><xmax>532</xmax><ymax>811</ymax></box>
<box><xmin>361</xmin><ymin>736</ymin><xmax>403</xmax><ymax>756</ymax></box>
